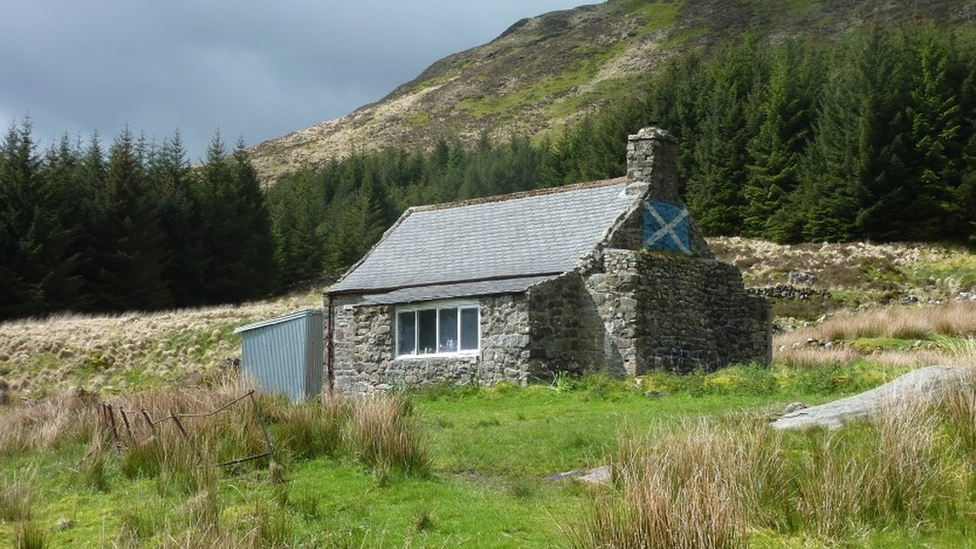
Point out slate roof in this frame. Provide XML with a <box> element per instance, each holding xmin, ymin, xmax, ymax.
<box><xmin>327</xmin><ymin>177</ymin><xmax>637</xmax><ymax>302</ymax></box>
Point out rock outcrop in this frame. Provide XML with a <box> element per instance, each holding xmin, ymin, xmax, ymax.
<box><xmin>772</xmin><ymin>365</ymin><xmax>972</xmax><ymax>430</ymax></box>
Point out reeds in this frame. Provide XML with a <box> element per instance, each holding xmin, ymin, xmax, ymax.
<box><xmin>569</xmin><ymin>423</ymin><xmax>748</xmax><ymax>549</ymax></box>
<box><xmin>0</xmin><ymin>393</ymin><xmax>100</xmax><ymax>456</ymax></box>
<box><xmin>569</xmin><ymin>384</ymin><xmax>973</xmax><ymax>547</ymax></box>
<box><xmin>348</xmin><ymin>394</ymin><xmax>431</xmax><ymax>479</ymax></box>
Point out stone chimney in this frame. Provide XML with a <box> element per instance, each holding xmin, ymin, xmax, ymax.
<box><xmin>625</xmin><ymin>126</ymin><xmax>713</xmax><ymax>259</ymax></box>
<box><xmin>626</xmin><ymin>126</ymin><xmax>683</xmax><ymax>204</ymax></box>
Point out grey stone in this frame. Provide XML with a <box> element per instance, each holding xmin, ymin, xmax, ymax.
<box><xmin>773</xmin><ymin>366</ymin><xmax>971</xmax><ymax>430</ymax></box>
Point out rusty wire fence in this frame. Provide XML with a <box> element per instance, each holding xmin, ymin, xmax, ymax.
<box><xmin>100</xmin><ymin>389</ymin><xmax>274</xmax><ymax>468</ymax></box>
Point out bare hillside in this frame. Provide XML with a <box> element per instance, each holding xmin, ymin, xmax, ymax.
<box><xmin>247</xmin><ymin>0</ymin><xmax>976</xmax><ymax>184</ymax></box>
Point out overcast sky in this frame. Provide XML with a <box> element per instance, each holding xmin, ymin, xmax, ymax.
<box><xmin>1</xmin><ymin>0</ymin><xmax>591</xmax><ymax>162</ymax></box>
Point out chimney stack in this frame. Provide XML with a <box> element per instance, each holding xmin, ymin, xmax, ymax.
<box><xmin>626</xmin><ymin>126</ymin><xmax>683</xmax><ymax>204</ymax></box>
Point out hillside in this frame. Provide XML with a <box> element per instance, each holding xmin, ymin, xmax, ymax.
<box><xmin>247</xmin><ymin>0</ymin><xmax>976</xmax><ymax>183</ymax></box>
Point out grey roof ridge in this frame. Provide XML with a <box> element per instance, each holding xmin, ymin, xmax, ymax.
<box><xmin>406</xmin><ymin>176</ymin><xmax>629</xmax><ymax>214</ymax></box>
<box><xmin>326</xmin><ymin>176</ymin><xmax>633</xmax><ymax>295</ymax></box>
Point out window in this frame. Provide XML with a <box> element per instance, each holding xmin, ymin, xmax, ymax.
<box><xmin>396</xmin><ymin>301</ymin><xmax>480</xmax><ymax>357</ymax></box>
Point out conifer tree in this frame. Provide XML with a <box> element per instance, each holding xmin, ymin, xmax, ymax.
<box><xmin>229</xmin><ymin>137</ymin><xmax>276</xmax><ymax>298</ymax></box>
<box><xmin>685</xmin><ymin>39</ymin><xmax>764</xmax><ymax>235</ymax></box>
<box><xmin>902</xmin><ymin>24</ymin><xmax>963</xmax><ymax>240</ymax></box>
<box><xmin>0</xmin><ymin>120</ymin><xmax>86</xmax><ymax>318</ymax></box>
<box><xmin>147</xmin><ymin>131</ymin><xmax>209</xmax><ymax>306</ymax></box>
<box><xmin>796</xmin><ymin>27</ymin><xmax>907</xmax><ymax>241</ymax></box>
<box><xmin>268</xmin><ymin>169</ymin><xmax>329</xmax><ymax>286</ymax></box>
<box><xmin>744</xmin><ymin>40</ymin><xmax>822</xmax><ymax>241</ymax></box>
<box><xmin>89</xmin><ymin>127</ymin><xmax>172</xmax><ymax>311</ymax></box>
<box><xmin>195</xmin><ymin>133</ymin><xmax>276</xmax><ymax>303</ymax></box>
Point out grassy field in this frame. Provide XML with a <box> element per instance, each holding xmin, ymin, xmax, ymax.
<box><xmin>2</xmin><ymin>358</ymin><xmax>976</xmax><ymax>548</ymax></box>
<box><xmin>2</xmin><ymin>238</ymin><xmax>976</xmax><ymax>548</ymax></box>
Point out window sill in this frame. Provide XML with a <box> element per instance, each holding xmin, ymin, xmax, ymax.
<box><xmin>395</xmin><ymin>351</ymin><xmax>479</xmax><ymax>361</ymax></box>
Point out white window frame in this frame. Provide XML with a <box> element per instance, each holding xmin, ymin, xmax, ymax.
<box><xmin>395</xmin><ymin>299</ymin><xmax>480</xmax><ymax>358</ymax></box>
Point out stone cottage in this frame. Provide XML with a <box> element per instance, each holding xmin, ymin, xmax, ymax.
<box><xmin>323</xmin><ymin>127</ymin><xmax>770</xmax><ymax>394</ymax></box>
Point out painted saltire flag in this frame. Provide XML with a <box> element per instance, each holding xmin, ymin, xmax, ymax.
<box><xmin>642</xmin><ymin>200</ymin><xmax>691</xmax><ymax>254</ymax></box>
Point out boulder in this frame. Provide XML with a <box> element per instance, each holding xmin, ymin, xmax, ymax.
<box><xmin>772</xmin><ymin>365</ymin><xmax>972</xmax><ymax>430</ymax></box>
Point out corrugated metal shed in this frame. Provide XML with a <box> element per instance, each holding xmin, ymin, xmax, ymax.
<box><xmin>234</xmin><ymin>309</ymin><xmax>323</xmax><ymax>402</ymax></box>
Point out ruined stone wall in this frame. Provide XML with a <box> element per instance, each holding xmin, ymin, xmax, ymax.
<box><xmin>329</xmin><ymin>294</ymin><xmax>533</xmax><ymax>395</ymax></box>
<box><xmin>634</xmin><ymin>251</ymin><xmax>769</xmax><ymax>373</ymax></box>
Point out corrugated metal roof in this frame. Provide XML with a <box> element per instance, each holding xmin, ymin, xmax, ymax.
<box><xmin>329</xmin><ymin>178</ymin><xmax>635</xmax><ymax>295</ymax></box>
<box><xmin>358</xmin><ymin>275</ymin><xmax>557</xmax><ymax>305</ymax></box>
<box><xmin>234</xmin><ymin>309</ymin><xmax>323</xmax><ymax>334</ymax></box>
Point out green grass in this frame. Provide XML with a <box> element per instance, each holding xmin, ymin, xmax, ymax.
<box><xmin>909</xmin><ymin>254</ymin><xmax>976</xmax><ymax>295</ymax></box>
<box><xmin>1</xmin><ymin>364</ymin><xmax>975</xmax><ymax>547</ymax></box>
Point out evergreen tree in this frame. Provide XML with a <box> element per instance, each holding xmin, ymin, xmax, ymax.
<box><xmin>89</xmin><ymin>127</ymin><xmax>172</xmax><ymax>311</ymax></box>
<box><xmin>796</xmin><ymin>27</ymin><xmax>907</xmax><ymax>241</ymax></box>
<box><xmin>228</xmin><ymin>137</ymin><xmax>276</xmax><ymax>298</ymax></box>
<box><xmin>744</xmin><ymin>40</ymin><xmax>823</xmax><ymax>241</ymax></box>
<box><xmin>195</xmin><ymin>133</ymin><xmax>277</xmax><ymax>303</ymax></box>
<box><xmin>324</xmin><ymin>177</ymin><xmax>388</xmax><ymax>277</ymax></box>
<box><xmin>268</xmin><ymin>168</ymin><xmax>329</xmax><ymax>286</ymax></box>
<box><xmin>902</xmin><ymin>24</ymin><xmax>963</xmax><ymax>240</ymax></box>
<box><xmin>147</xmin><ymin>131</ymin><xmax>209</xmax><ymax>306</ymax></box>
<box><xmin>685</xmin><ymin>39</ymin><xmax>764</xmax><ymax>235</ymax></box>
<box><xmin>0</xmin><ymin>120</ymin><xmax>85</xmax><ymax>318</ymax></box>
<box><xmin>952</xmin><ymin>50</ymin><xmax>976</xmax><ymax>243</ymax></box>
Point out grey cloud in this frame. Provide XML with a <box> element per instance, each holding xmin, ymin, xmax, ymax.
<box><xmin>1</xmin><ymin>0</ymin><xmax>590</xmax><ymax>159</ymax></box>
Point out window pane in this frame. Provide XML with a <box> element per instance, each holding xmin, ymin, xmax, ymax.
<box><xmin>418</xmin><ymin>309</ymin><xmax>437</xmax><ymax>355</ymax></box>
<box><xmin>438</xmin><ymin>308</ymin><xmax>458</xmax><ymax>353</ymax></box>
<box><xmin>460</xmin><ymin>308</ymin><xmax>479</xmax><ymax>351</ymax></box>
<box><xmin>397</xmin><ymin>311</ymin><xmax>416</xmax><ymax>356</ymax></box>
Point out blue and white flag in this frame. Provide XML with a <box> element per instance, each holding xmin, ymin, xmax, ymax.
<box><xmin>642</xmin><ymin>200</ymin><xmax>691</xmax><ymax>254</ymax></box>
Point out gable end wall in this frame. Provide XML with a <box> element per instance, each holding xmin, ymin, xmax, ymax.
<box><xmin>589</xmin><ymin>249</ymin><xmax>771</xmax><ymax>375</ymax></box>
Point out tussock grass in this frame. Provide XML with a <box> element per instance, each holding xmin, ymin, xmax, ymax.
<box><xmin>0</xmin><ymin>394</ymin><xmax>100</xmax><ymax>456</ymax></box>
<box><xmin>267</xmin><ymin>395</ymin><xmax>351</xmax><ymax>461</ymax></box>
<box><xmin>81</xmin><ymin>429</ymin><xmax>110</xmax><ymax>491</ymax></box>
<box><xmin>0</xmin><ymin>289</ymin><xmax>320</xmax><ymax>397</ymax></box>
<box><xmin>775</xmin><ymin>302</ymin><xmax>976</xmax><ymax>369</ymax></box>
<box><xmin>812</xmin><ymin>302</ymin><xmax>976</xmax><ymax>342</ymax></box>
<box><xmin>569</xmin><ymin>376</ymin><xmax>975</xmax><ymax>548</ymax></box>
<box><xmin>943</xmin><ymin>371</ymin><xmax>976</xmax><ymax>459</ymax></box>
<box><xmin>14</xmin><ymin>520</ymin><xmax>46</xmax><ymax>549</ymax></box>
<box><xmin>569</xmin><ymin>423</ymin><xmax>748</xmax><ymax>549</ymax></box>
<box><xmin>349</xmin><ymin>394</ymin><xmax>431</xmax><ymax>479</ymax></box>
<box><xmin>0</xmin><ymin>469</ymin><xmax>35</xmax><ymax>523</ymax></box>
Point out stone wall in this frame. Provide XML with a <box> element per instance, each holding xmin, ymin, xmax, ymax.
<box><xmin>585</xmin><ymin>249</ymin><xmax>771</xmax><ymax>375</ymax></box>
<box><xmin>524</xmin><ymin>274</ymin><xmax>620</xmax><ymax>382</ymax></box>
<box><xmin>329</xmin><ymin>294</ymin><xmax>534</xmax><ymax>395</ymax></box>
